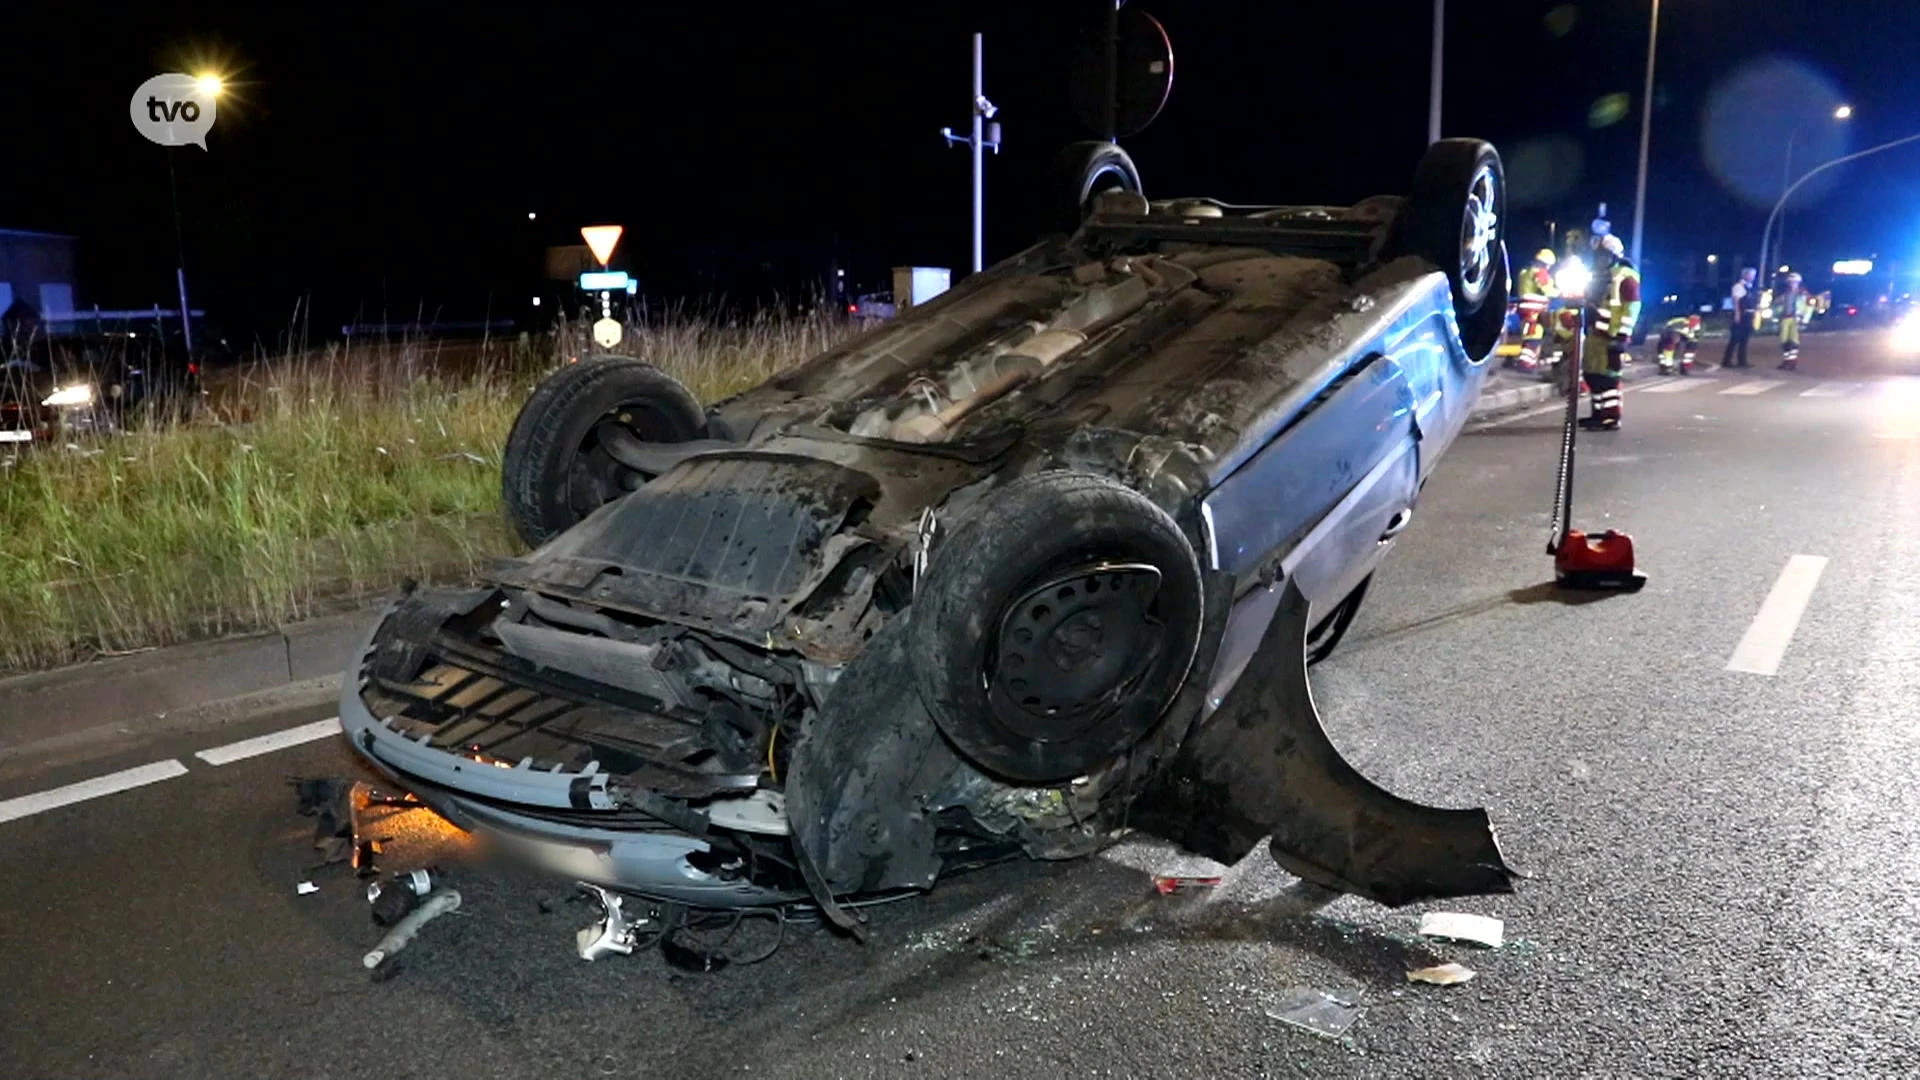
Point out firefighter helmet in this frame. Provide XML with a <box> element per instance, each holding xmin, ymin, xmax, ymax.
<box><xmin>1534</xmin><ymin>248</ymin><xmax>1557</xmax><ymax>266</ymax></box>
<box><xmin>1596</xmin><ymin>234</ymin><xmax>1625</xmax><ymax>258</ymax></box>
<box><xmin>1786</xmin><ymin>271</ymin><xmax>1802</xmax><ymax>283</ymax></box>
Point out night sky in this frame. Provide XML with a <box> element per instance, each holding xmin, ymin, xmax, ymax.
<box><xmin>6</xmin><ymin>1</ymin><xmax>1917</xmax><ymax>343</ymax></box>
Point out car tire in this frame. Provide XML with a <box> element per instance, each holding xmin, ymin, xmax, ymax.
<box><xmin>501</xmin><ymin>356</ymin><xmax>706</xmax><ymax>548</ymax></box>
<box><xmin>910</xmin><ymin>470</ymin><xmax>1205</xmax><ymax>784</ymax></box>
<box><xmin>1405</xmin><ymin>138</ymin><xmax>1507</xmax><ymax>319</ymax></box>
<box><xmin>1045</xmin><ymin>141</ymin><xmax>1143</xmax><ymax>235</ymax></box>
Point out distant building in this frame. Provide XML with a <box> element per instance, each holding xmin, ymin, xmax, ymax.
<box><xmin>0</xmin><ymin>229</ymin><xmax>78</xmax><ymax>320</ymax></box>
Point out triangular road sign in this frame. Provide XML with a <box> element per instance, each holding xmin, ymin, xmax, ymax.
<box><xmin>581</xmin><ymin>225</ymin><xmax>624</xmax><ymax>267</ymax></box>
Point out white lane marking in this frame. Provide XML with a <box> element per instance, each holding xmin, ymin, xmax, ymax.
<box><xmin>1727</xmin><ymin>555</ymin><xmax>1829</xmax><ymax>676</ymax></box>
<box><xmin>1475</xmin><ymin>375</ymin><xmax>1702</xmax><ymax>428</ymax></box>
<box><xmin>1640</xmin><ymin>377</ymin><xmax>1715</xmax><ymax>393</ymax></box>
<box><xmin>194</xmin><ymin>717</ymin><xmax>343</xmax><ymax>766</ymax></box>
<box><xmin>1800</xmin><ymin>381</ymin><xmax>1858</xmax><ymax>397</ymax></box>
<box><xmin>0</xmin><ymin>760</ymin><xmax>190</xmax><ymax>825</ymax></box>
<box><xmin>1721</xmin><ymin>379</ymin><xmax>1785</xmax><ymax>396</ymax></box>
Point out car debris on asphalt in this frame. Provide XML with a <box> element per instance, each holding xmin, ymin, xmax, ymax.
<box><xmin>1417</xmin><ymin>911</ymin><xmax>1505</xmax><ymax>948</ymax></box>
<box><xmin>573</xmin><ymin>881</ymin><xmax>799</xmax><ymax>970</ymax></box>
<box><xmin>1153</xmin><ymin>874</ymin><xmax>1222</xmax><ymax>895</ymax></box>
<box><xmin>366</xmin><ymin>868</ymin><xmax>443</xmax><ymax>927</ymax></box>
<box><xmin>1407</xmin><ymin>962</ymin><xmax>1477</xmax><ymax>986</ymax></box>
<box><xmin>294</xmin><ymin>881</ymin><xmax>318</xmax><ymax>895</ymax></box>
<box><xmin>1265</xmin><ymin>988</ymin><xmax>1363</xmax><ymax>1040</ymax></box>
<box><xmin>363</xmin><ymin>888</ymin><xmax>462</xmax><ymax>978</ymax></box>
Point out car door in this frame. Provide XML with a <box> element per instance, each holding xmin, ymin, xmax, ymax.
<box><xmin>1199</xmin><ymin>348</ymin><xmax>1420</xmax><ymax>699</ymax></box>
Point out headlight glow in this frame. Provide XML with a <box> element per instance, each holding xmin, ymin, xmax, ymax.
<box><xmin>41</xmin><ymin>384</ymin><xmax>95</xmax><ymax>408</ymax></box>
<box><xmin>1892</xmin><ymin>312</ymin><xmax>1920</xmax><ymax>354</ymax></box>
<box><xmin>1554</xmin><ymin>259</ymin><xmax>1592</xmax><ymax>299</ymax></box>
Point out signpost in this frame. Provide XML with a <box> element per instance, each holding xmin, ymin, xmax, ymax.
<box><xmin>941</xmin><ymin>35</ymin><xmax>1002</xmax><ymax>274</ymax></box>
<box><xmin>580</xmin><ymin>225</ymin><xmax>626</xmax><ymax>349</ymax></box>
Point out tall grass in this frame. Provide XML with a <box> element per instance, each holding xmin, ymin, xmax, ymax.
<box><xmin>0</xmin><ymin>304</ymin><xmax>858</xmax><ymax>675</ymax></box>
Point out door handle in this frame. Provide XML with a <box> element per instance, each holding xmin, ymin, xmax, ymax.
<box><xmin>1378</xmin><ymin>508</ymin><xmax>1413</xmax><ymax>543</ymax></box>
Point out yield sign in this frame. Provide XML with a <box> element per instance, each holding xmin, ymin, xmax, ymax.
<box><xmin>581</xmin><ymin>225</ymin><xmax>624</xmax><ymax>267</ymax></box>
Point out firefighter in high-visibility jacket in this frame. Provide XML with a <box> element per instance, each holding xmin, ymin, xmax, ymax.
<box><xmin>1580</xmin><ymin>233</ymin><xmax>1641</xmax><ymax>430</ymax></box>
<box><xmin>1656</xmin><ymin>314</ymin><xmax>1701</xmax><ymax>375</ymax></box>
<box><xmin>1512</xmin><ymin>249</ymin><xmax>1556</xmax><ymax>372</ymax></box>
<box><xmin>1776</xmin><ymin>271</ymin><xmax>1812</xmax><ymax>371</ymax></box>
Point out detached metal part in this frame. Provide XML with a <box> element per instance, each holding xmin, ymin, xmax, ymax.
<box><xmin>576</xmin><ymin>883</ymin><xmax>648</xmax><ymax>961</ymax></box>
<box><xmin>1132</xmin><ymin>579</ymin><xmax>1518</xmax><ymax>907</ymax></box>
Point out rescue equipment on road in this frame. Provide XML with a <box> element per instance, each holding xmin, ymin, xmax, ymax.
<box><xmin>1547</xmin><ymin>303</ymin><xmax>1646</xmax><ymax>591</ymax></box>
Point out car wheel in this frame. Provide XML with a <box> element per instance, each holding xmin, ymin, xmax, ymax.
<box><xmin>910</xmin><ymin>470</ymin><xmax>1205</xmax><ymax>784</ymax></box>
<box><xmin>501</xmin><ymin>356</ymin><xmax>706</xmax><ymax>548</ymax></box>
<box><xmin>1455</xmin><ymin>242</ymin><xmax>1510</xmax><ymax>362</ymax></box>
<box><xmin>1406</xmin><ymin>138</ymin><xmax>1507</xmax><ymax>319</ymax></box>
<box><xmin>1045</xmin><ymin>141</ymin><xmax>1143</xmax><ymax>236</ymax></box>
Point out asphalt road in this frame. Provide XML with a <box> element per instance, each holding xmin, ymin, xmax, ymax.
<box><xmin>4</xmin><ymin>328</ymin><xmax>1917</xmax><ymax>1080</ymax></box>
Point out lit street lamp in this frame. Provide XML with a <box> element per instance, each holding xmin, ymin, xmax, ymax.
<box><xmin>1773</xmin><ymin>104</ymin><xmax>1852</xmax><ymax>272</ymax></box>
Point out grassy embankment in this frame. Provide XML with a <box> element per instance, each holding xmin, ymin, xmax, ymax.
<box><xmin>0</xmin><ymin>306</ymin><xmax>854</xmax><ymax>675</ymax></box>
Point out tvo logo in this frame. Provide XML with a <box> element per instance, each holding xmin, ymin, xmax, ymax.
<box><xmin>129</xmin><ymin>74</ymin><xmax>219</xmax><ymax>149</ymax></box>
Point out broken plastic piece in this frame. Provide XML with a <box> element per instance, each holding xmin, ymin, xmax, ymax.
<box><xmin>363</xmin><ymin>888</ymin><xmax>462</xmax><ymax>971</ymax></box>
<box><xmin>660</xmin><ymin>934</ymin><xmax>730</xmax><ymax>973</ymax></box>
<box><xmin>1407</xmin><ymin>962</ymin><xmax>1476</xmax><ymax>986</ymax></box>
<box><xmin>295</xmin><ymin>881</ymin><xmax>319</xmax><ymax>895</ymax></box>
<box><xmin>1153</xmin><ymin>875</ymin><xmax>1222</xmax><ymax>895</ymax></box>
<box><xmin>366</xmin><ymin>869</ymin><xmax>439</xmax><ymax>927</ymax></box>
<box><xmin>1264</xmin><ymin>988</ymin><xmax>1361</xmax><ymax>1040</ymax></box>
<box><xmin>1417</xmin><ymin>911</ymin><xmax>1504</xmax><ymax>948</ymax></box>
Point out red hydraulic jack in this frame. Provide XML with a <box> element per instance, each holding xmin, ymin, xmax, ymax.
<box><xmin>1546</xmin><ymin>306</ymin><xmax>1646</xmax><ymax>591</ymax></box>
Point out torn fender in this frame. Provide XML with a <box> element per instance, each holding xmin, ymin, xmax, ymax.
<box><xmin>785</xmin><ymin>617</ymin><xmax>967</xmax><ymax>900</ymax></box>
<box><xmin>1129</xmin><ymin>578</ymin><xmax>1518</xmax><ymax>907</ymax></box>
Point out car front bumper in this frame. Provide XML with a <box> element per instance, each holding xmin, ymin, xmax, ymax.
<box><xmin>336</xmin><ymin>609</ymin><xmax>807</xmax><ymax>908</ymax></box>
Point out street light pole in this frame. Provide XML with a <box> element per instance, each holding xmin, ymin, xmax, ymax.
<box><xmin>972</xmin><ymin>33</ymin><xmax>984</xmax><ymax>273</ymax></box>
<box><xmin>1759</xmin><ymin>130</ymin><xmax>1920</xmax><ymax>280</ymax></box>
<box><xmin>1628</xmin><ymin>0</ymin><xmax>1660</xmax><ymax>266</ymax></box>
<box><xmin>1427</xmin><ymin>0</ymin><xmax>1443</xmax><ymax>145</ymax></box>
<box><xmin>940</xmin><ymin>34</ymin><xmax>1001</xmax><ymax>274</ymax></box>
<box><xmin>165</xmin><ymin>148</ymin><xmax>195</xmax><ymax>354</ymax></box>
<box><xmin>1776</xmin><ymin>127</ymin><xmax>1798</xmax><ymax>271</ymax></box>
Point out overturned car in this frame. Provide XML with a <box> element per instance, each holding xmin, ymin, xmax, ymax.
<box><xmin>340</xmin><ymin>139</ymin><xmax>1521</xmax><ymax>931</ymax></box>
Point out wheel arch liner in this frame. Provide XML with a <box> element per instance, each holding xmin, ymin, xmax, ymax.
<box><xmin>785</xmin><ymin>616</ymin><xmax>967</xmax><ymax>897</ymax></box>
<box><xmin>1129</xmin><ymin>578</ymin><xmax>1518</xmax><ymax>907</ymax></box>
